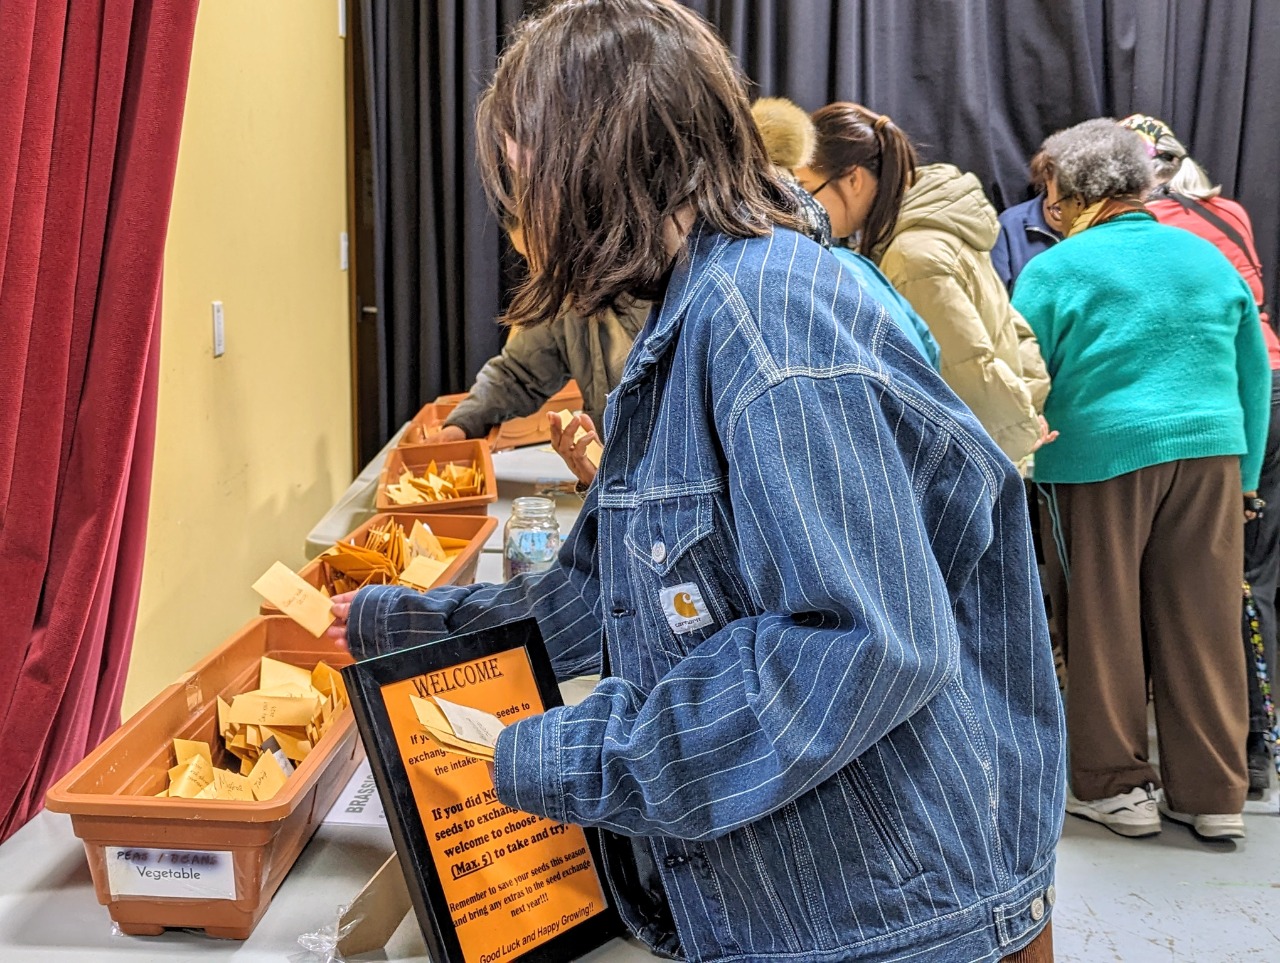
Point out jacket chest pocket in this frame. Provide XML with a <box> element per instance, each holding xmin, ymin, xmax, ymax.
<box><xmin>623</xmin><ymin>492</ymin><xmax>753</xmax><ymax>658</ymax></box>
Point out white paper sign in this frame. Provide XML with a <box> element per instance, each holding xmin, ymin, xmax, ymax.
<box><xmin>104</xmin><ymin>847</ymin><xmax>237</xmax><ymax>900</ymax></box>
<box><xmin>324</xmin><ymin>757</ymin><xmax>387</xmax><ymax>827</ymax></box>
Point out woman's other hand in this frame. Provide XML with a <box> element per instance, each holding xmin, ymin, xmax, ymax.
<box><xmin>548</xmin><ymin>411</ymin><xmax>600</xmax><ymax>487</ymax></box>
<box><xmin>1031</xmin><ymin>416</ymin><xmax>1059</xmax><ymax>452</ymax></box>
<box><xmin>1244</xmin><ymin>491</ymin><xmax>1264</xmax><ymax>523</ymax></box>
<box><xmin>420</xmin><ymin>424</ymin><xmax>467</xmax><ymax>444</ymax></box>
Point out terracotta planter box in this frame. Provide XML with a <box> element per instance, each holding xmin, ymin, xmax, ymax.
<box><xmin>259</xmin><ymin>512</ymin><xmax>497</xmax><ymax>615</ymax></box>
<box><xmin>376</xmin><ymin>439</ymin><xmax>497</xmax><ymax>515</ymax></box>
<box><xmin>400</xmin><ymin>382</ymin><xmax>585</xmax><ymax>451</ymax></box>
<box><xmin>399</xmin><ymin>402</ymin><xmax>463</xmax><ymax>447</ymax></box>
<box><xmin>45</xmin><ymin>617</ymin><xmax>361</xmax><ymax>940</ymax></box>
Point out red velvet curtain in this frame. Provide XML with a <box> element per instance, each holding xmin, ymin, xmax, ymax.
<box><xmin>0</xmin><ymin>0</ymin><xmax>199</xmax><ymax>840</ymax></box>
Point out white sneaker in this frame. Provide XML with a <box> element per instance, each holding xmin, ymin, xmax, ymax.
<box><xmin>1066</xmin><ymin>784</ymin><xmax>1161</xmax><ymax>837</ymax></box>
<box><xmin>1158</xmin><ymin>802</ymin><xmax>1246</xmax><ymax>840</ymax></box>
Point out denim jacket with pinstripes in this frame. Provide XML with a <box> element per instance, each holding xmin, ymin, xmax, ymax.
<box><xmin>348</xmin><ymin>224</ymin><xmax>1067</xmax><ymax>963</ymax></box>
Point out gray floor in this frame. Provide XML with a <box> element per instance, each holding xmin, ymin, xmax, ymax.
<box><xmin>1052</xmin><ymin>791</ymin><xmax>1280</xmax><ymax>962</ymax></box>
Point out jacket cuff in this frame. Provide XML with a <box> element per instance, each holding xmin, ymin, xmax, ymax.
<box><xmin>347</xmin><ymin>585</ymin><xmax>391</xmax><ymax>660</ymax></box>
<box><xmin>493</xmin><ymin>708</ymin><xmax>567</xmax><ymax>824</ymax></box>
<box><xmin>444</xmin><ymin>407</ymin><xmax>493</xmax><ymax>440</ymax></box>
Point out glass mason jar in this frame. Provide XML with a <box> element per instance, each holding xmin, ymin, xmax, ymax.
<box><xmin>503</xmin><ymin>496</ymin><xmax>561</xmax><ymax>581</ymax></box>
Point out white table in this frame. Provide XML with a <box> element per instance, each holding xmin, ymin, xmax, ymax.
<box><xmin>305</xmin><ymin>439</ymin><xmax>585</xmax><ymax>583</ymax></box>
<box><xmin>0</xmin><ymin>813</ymin><xmax>652</xmax><ymax>962</ymax></box>
<box><xmin>0</xmin><ymin>445</ymin><xmax>614</xmax><ymax>961</ymax></box>
<box><xmin>0</xmin><ymin>676</ymin><xmax>647</xmax><ymax>962</ymax></box>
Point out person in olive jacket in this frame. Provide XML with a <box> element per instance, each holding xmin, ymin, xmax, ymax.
<box><xmin>422</xmin><ymin>224</ymin><xmax>650</xmax><ymax>486</ymax></box>
<box><xmin>797</xmin><ymin>103</ymin><xmax>1053</xmax><ymax>463</ymax></box>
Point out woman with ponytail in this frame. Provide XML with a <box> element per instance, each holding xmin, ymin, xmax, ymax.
<box><xmin>797</xmin><ymin>104</ymin><xmax>1052</xmax><ymax>462</ymax></box>
<box><xmin>755</xmin><ymin>97</ymin><xmax>940</xmax><ymax>367</ymax></box>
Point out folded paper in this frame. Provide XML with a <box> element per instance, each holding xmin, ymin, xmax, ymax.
<box><xmin>252</xmin><ymin>562</ymin><xmax>336</xmax><ymax>637</ymax></box>
<box><xmin>248</xmin><ymin>750</ymin><xmax>290</xmax><ymax>801</ymax></box>
<box><xmin>384</xmin><ymin>459</ymin><xmax>485</xmax><ymax>506</ymax></box>
<box><xmin>148</xmin><ymin>656</ymin><xmax>348</xmax><ymax>800</ymax></box>
<box><xmin>260</xmin><ymin>656</ymin><xmax>314</xmax><ymax>692</ymax></box>
<box><xmin>168</xmin><ymin>754</ymin><xmax>214</xmax><ymax>798</ymax></box>
<box><xmin>398</xmin><ymin>555</ymin><xmax>450</xmax><ymax>591</ymax></box>
<box><xmin>410</xmin><ymin>520</ymin><xmax>447</xmax><ymax>562</ymax></box>
<box><xmin>173</xmin><ymin>738</ymin><xmax>212</xmax><ymax>768</ymax></box>
<box><xmin>409</xmin><ymin>695</ymin><xmax>502</xmax><ymax>762</ymax></box>
<box><xmin>227</xmin><ymin>692</ymin><xmax>321</xmax><ymax>728</ymax></box>
<box><xmin>432</xmin><ymin>697</ymin><xmax>505</xmax><ymax>749</ymax></box>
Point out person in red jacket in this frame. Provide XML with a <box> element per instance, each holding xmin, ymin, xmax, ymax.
<box><xmin>1121</xmin><ymin>114</ymin><xmax>1278</xmax><ymax>797</ymax></box>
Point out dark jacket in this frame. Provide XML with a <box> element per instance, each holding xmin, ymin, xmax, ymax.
<box><xmin>991</xmin><ymin>197</ymin><xmax>1061</xmax><ymax>292</ymax></box>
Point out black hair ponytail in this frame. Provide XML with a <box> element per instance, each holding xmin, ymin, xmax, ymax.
<box><xmin>810</xmin><ymin>103</ymin><xmax>919</xmax><ymax>259</ymax></box>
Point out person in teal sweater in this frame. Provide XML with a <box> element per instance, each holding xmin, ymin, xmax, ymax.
<box><xmin>1013</xmin><ymin>119</ymin><xmax>1270</xmax><ymax>843</ymax></box>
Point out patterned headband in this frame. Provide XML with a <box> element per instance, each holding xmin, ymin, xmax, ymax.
<box><xmin>1119</xmin><ymin>114</ymin><xmax>1181</xmax><ymax>159</ymax></box>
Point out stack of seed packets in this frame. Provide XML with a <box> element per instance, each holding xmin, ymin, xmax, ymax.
<box><xmin>322</xmin><ymin>518</ymin><xmax>469</xmax><ymax>594</ymax></box>
<box><xmin>383</xmin><ymin>460</ymin><xmax>485</xmax><ymax>506</ymax></box>
<box><xmin>156</xmin><ymin>656</ymin><xmax>348</xmax><ymax>801</ymax></box>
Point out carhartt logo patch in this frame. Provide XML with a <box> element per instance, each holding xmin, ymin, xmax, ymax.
<box><xmin>660</xmin><ymin>583</ymin><xmax>714</xmax><ymax>634</ymax></box>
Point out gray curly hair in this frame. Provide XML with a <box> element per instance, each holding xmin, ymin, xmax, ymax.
<box><xmin>1041</xmin><ymin>119</ymin><xmax>1152</xmax><ymax>205</ymax></box>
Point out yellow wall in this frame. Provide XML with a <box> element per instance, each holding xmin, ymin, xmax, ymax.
<box><xmin>125</xmin><ymin>1</ymin><xmax>352</xmax><ymax>716</ymax></box>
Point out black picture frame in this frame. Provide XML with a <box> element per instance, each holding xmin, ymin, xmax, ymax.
<box><xmin>342</xmin><ymin>618</ymin><xmax>623</xmax><ymax>963</ymax></box>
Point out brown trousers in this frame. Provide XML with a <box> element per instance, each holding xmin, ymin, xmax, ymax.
<box><xmin>1040</xmin><ymin>456</ymin><xmax>1248</xmax><ymax>813</ymax></box>
<box><xmin>1001</xmin><ymin>922</ymin><xmax>1054</xmax><ymax>963</ymax></box>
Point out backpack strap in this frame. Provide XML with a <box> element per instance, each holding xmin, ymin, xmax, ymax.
<box><xmin>1161</xmin><ymin>190</ymin><xmax>1267</xmax><ymax>286</ymax></box>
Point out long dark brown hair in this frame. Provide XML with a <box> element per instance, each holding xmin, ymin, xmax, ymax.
<box><xmin>476</xmin><ymin>0</ymin><xmax>802</xmax><ymax>327</ymax></box>
<box><xmin>809</xmin><ymin>103</ymin><xmax>919</xmax><ymax>259</ymax></box>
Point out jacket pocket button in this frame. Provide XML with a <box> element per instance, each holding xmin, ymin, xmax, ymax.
<box><xmin>1046</xmin><ymin>885</ymin><xmax>1056</xmax><ymax>906</ymax></box>
<box><xmin>1030</xmin><ymin>897</ymin><xmax>1045</xmax><ymax>921</ymax></box>
<box><xmin>650</xmin><ymin>541</ymin><xmax>667</xmax><ymax>564</ymax></box>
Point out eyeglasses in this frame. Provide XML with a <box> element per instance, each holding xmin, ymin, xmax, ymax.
<box><xmin>1047</xmin><ymin>194</ymin><xmax>1079</xmax><ymax>220</ymax></box>
<box><xmin>810</xmin><ymin>176</ymin><xmax>834</xmax><ymax>197</ymax></box>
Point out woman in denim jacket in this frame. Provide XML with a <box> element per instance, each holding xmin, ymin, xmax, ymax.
<box><xmin>331</xmin><ymin>2</ymin><xmax>1065</xmax><ymax>960</ymax></box>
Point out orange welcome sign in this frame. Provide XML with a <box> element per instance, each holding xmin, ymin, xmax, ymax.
<box><xmin>379</xmin><ymin>648</ymin><xmax>607</xmax><ymax>963</ymax></box>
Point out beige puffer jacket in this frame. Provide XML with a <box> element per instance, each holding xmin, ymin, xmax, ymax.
<box><xmin>877</xmin><ymin>164</ymin><xmax>1050</xmax><ymax>461</ymax></box>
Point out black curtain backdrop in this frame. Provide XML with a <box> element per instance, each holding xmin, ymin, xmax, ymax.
<box><xmin>362</xmin><ymin>0</ymin><xmax>1280</xmax><ymax>449</ymax></box>
<box><xmin>360</xmin><ymin>0</ymin><xmax>525</xmax><ymax>448</ymax></box>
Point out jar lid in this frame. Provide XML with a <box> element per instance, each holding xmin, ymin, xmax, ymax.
<box><xmin>511</xmin><ymin>496</ymin><xmax>556</xmax><ymax>518</ymax></box>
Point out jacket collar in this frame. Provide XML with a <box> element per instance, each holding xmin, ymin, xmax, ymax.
<box><xmin>617</xmin><ymin>222</ymin><xmax>731</xmax><ymax>387</ymax></box>
<box><xmin>1023</xmin><ymin>197</ymin><xmax>1061</xmax><ymax>242</ymax></box>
